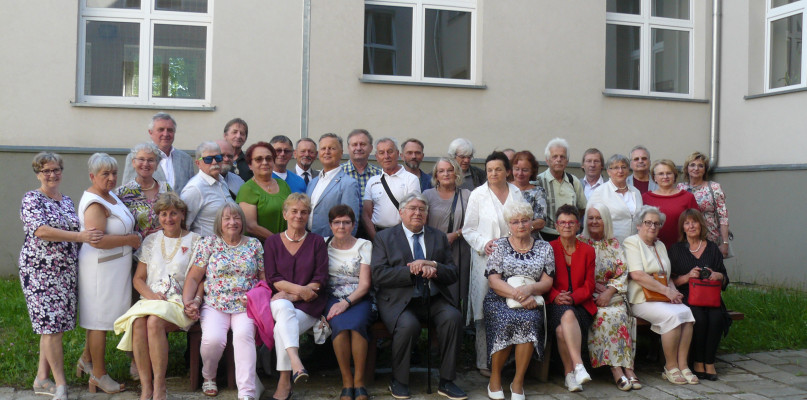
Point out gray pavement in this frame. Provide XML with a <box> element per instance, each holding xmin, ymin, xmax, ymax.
<box><xmin>5</xmin><ymin>350</ymin><xmax>807</xmax><ymax>399</ymax></box>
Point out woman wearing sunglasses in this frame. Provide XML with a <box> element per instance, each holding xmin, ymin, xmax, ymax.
<box><xmin>236</xmin><ymin>141</ymin><xmax>292</xmax><ymax>242</ymax></box>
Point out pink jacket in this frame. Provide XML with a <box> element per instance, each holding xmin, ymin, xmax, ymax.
<box><xmin>246</xmin><ymin>281</ymin><xmax>275</xmax><ymax>349</ymax></box>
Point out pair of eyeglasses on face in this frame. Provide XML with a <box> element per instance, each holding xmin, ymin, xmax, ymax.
<box><xmin>39</xmin><ymin>168</ymin><xmax>63</xmax><ymax>175</ymax></box>
<box><xmin>404</xmin><ymin>206</ymin><xmax>427</xmax><ymax>214</ymax></box>
<box><xmin>252</xmin><ymin>156</ymin><xmax>273</xmax><ymax>164</ymax></box>
<box><xmin>133</xmin><ymin>157</ymin><xmax>158</xmax><ymax>164</ymax></box>
<box><xmin>642</xmin><ymin>220</ymin><xmax>662</xmax><ymax>228</ymax></box>
<box><xmin>274</xmin><ymin>148</ymin><xmax>293</xmax><ymax>154</ymax></box>
<box><xmin>198</xmin><ymin>154</ymin><xmax>223</xmax><ymax>164</ymax></box>
<box><xmin>556</xmin><ymin>220</ymin><xmax>578</xmax><ymax>227</ymax></box>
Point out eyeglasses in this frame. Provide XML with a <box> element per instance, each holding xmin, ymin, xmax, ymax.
<box><xmin>39</xmin><ymin>168</ymin><xmax>63</xmax><ymax>175</ymax></box>
<box><xmin>331</xmin><ymin>220</ymin><xmax>353</xmax><ymax>226</ymax></box>
<box><xmin>688</xmin><ymin>163</ymin><xmax>706</xmax><ymax>169</ymax></box>
<box><xmin>632</xmin><ymin>156</ymin><xmax>649</xmax><ymax>162</ymax></box>
<box><xmin>608</xmin><ymin>165</ymin><xmax>629</xmax><ymax>171</ymax></box>
<box><xmin>404</xmin><ymin>206</ymin><xmax>427</xmax><ymax>214</ymax></box>
<box><xmin>198</xmin><ymin>154</ymin><xmax>223</xmax><ymax>164</ymax></box>
<box><xmin>642</xmin><ymin>220</ymin><xmax>662</xmax><ymax>228</ymax></box>
<box><xmin>252</xmin><ymin>156</ymin><xmax>273</xmax><ymax>164</ymax></box>
<box><xmin>273</xmin><ymin>148</ymin><xmax>293</xmax><ymax>154</ymax></box>
<box><xmin>556</xmin><ymin>220</ymin><xmax>578</xmax><ymax>227</ymax></box>
<box><xmin>133</xmin><ymin>157</ymin><xmax>158</xmax><ymax>164</ymax></box>
<box><xmin>509</xmin><ymin>219</ymin><xmax>532</xmax><ymax>226</ymax></box>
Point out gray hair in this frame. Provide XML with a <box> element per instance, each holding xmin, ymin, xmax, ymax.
<box><xmin>606</xmin><ymin>154</ymin><xmax>630</xmax><ymax>169</ymax></box>
<box><xmin>398</xmin><ymin>193</ymin><xmax>430</xmax><ymax>213</ymax></box>
<box><xmin>270</xmin><ymin>135</ymin><xmax>294</xmax><ymax>146</ymax></box>
<box><xmin>87</xmin><ymin>153</ymin><xmax>118</xmax><ymax>176</ymax></box>
<box><xmin>130</xmin><ymin>142</ymin><xmax>161</xmax><ymax>159</ymax></box>
<box><xmin>544</xmin><ymin>137</ymin><xmax>569</xmax><ymax>159</ymax></box>
<box><xmin>296</xmin><ymin>137</ymin><xmax>316</xmax><ymax>147</ymax></box>
<box><xmin>430</xmin><ymin>157</ymin><xmax>464</xmax><ymax>188</ymax></box>
<box><xmin>447</xmin><ymin>138</ymin><xmax>474</xmax><ymax>157</ymax></box>
<box><xmin>502</xmin><ymin>201</ymin><xmax>534</xmax><ymax>222</ymax></box>
<box><xmin>195</xmin><ymin>141</ymin><xmax>221</xmax><ymax>159</ymax></box>
<box><xmin>629</xmin><ymin>145</ymin><xmax>650</xmax><ymax>159</ymax></box>
<box><xmin>347</xmin><ymin>129</ymin><xmax>373</xmax><ymax>146</ymax></box>
<box><xmin>580</xmin><ymin>203</ymin><xmax>615</xmax><ymax>241</ymax></box>
<box><xmin>32</xmin><ymin>152</ymin><xmax>63</xmax><ymax>174</ymax></box>
<box><xmin>319</xmin><ymin>132</ymin><xmax>343</xmax><ymax>148</ymax></box>
<box><xmin>149</xmin><ymin>112</ymin><xmax>176</xmax><ymax>130</ymax></box>
<box><xmin>636</xmin><ymin>205</ymin><xmax>666</xmax><ymax>229</ymax></box>
<box><xmin>213</xmin><ymin>203</ymin><xmax>247</xmax><ymax>237</ymax></box>
<box><xmin>375</xmin><ymin>137</ymin><xmax>399</xmax><ymax>151</ymax></box>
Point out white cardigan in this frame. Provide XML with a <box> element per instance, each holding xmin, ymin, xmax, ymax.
<box><xmin>589</xmin><ymin>180</ymin><xmax>643</xmax><ymax>243</ymax></box>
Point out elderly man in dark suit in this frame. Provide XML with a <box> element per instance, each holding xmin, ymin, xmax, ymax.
<box><xmin>372</xmin><ymin>193</ymin><xmax>467</xmax><ymax>400</ymax></box>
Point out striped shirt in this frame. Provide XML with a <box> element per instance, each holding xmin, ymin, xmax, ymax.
<box><xmin>535</xmin><ymin>169</ymin><xmax>587</xmax><ymax>236</ymax></box>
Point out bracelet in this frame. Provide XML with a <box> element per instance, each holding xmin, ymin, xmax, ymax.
<box><xmin>344</xmin><ymin>297</ymin><xmax>352</xmax><ymax>306</ymax></box>
<box><xmin>193</xmin><ymin>296</ymin><xmax>202</xmax><ymax>304</ymax></box>
<box><xmin>722</xmin><ymin>241</ymin><xmax>729</xmax><ymax>245</ymax></box>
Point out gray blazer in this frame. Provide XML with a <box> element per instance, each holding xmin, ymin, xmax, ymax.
<box><xmin>371</xmin><ymin>224</ymin><xmax>458</xmax><ymax>332</ymax></box>
<box><xmin>122</xmin><ymin>148</ymin><xmax>195</xmax><ymax>194</ymax></box>
<box><xmin>306</xmin><ymin>169</ymin><xmax>360</xmax><ymax>237</ymax></box>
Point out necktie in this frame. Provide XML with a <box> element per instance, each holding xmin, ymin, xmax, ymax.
<box><xmin>303</xmin><ymin>171</ymin><xmax>310</xmax><ymax>184</ymax></box>
<box><xmin>412</xmin><ymin>233</ymin><xmax>427</xmax><ymax>299</ymax></box>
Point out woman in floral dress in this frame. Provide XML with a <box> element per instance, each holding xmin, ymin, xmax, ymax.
<box><xmin>578</xmin><ymin>203</ymin><xmax>638</xmax><ymax>391</ymax></box>
<box><xmin>116</xmin><ymin>142</ymin><xmax>172</xmax><ymax>238</ymax></box>
<box><xmin>19</xmin><ymin>152</ymin><xmax>103</xmax><ymax>400</ymax></box>
<box><xmin>677</xmin><ymin>152</ymin><xmax>731</xmax><ymax>257</ymax></box>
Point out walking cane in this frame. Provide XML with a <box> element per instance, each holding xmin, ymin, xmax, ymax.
<box><xmin>425</xmin><ymin>278</ymin><xmax>432</xmax><ymax>394</ymax></box>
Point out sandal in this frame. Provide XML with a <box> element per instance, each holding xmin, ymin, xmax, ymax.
<box><xmin>339</xmin><ymin>387</ymin><xmax>354</xmax><ymax>400</ymax></box>
<box><xmin>53</xmin><ymin>385</ymin><xmax>67</xmax><ymax>400</ymax></box>
<box><xmin>33</xmin><ymin>377</ymin><xmax>56</xmax><ymax>396</ymax></box>
<box><xmin>680</xmin><ymin>368</ymin><xmax>700</xmax><ymax>384</ymax></box>
<box><xmin>661</xmin><ymin>367</ymin><xmax>687</xmax><ymax>385</ymax></box>
<box><xmin>202</xmin><ymin>379</ymin><xmax>218</xmax><ymax>396</ymax></box>
<box><xmin>354</xmin><ymin>386</ymin><xmax>369</xmax><ymax>400</ymax></box>
<box><xmin>628</xmin><ymin>376</ymin><xmax>642</xmax><ymax>390</ymax></box>
<box><xmin>76</xmin><ymin>358</ymin><xmax>92</xmax><ymax>378</ymax></box>
<box><xmin>616</xmin><ymin>376</ymin><xmax>632</xmax><ymax>391</ymax></box>
<box><xmin>88</xmin><ymin>374</ymin><xmax>125</xmax><ymax>394</ymax></box>
<box><xmin>292</xmin><ymin>369</ymin><xmax>309</xmax><ymax>384</ymax></box>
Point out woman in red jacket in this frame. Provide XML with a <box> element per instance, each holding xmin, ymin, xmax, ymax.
<box><xmin>548</xmin><ymin>204</ymin><xmax>596</xmax><ymax>393</ymax></box>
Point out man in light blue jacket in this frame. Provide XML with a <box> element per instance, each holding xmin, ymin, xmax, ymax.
<box><xmin>306</xmin><ymin>133</ymin><xmax>361</xmax><ymax>237</ymax></box>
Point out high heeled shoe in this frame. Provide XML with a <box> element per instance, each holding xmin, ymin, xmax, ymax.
<box><xmin>53</xmin><ymin>385</ymin><xmax>67</xmax><ymax>400</ymax></box>
<box><xmin>75</xmin><ymin>358</ymin><xmax>92</xmax><ymax>378</ymax></box>
<box><xmin>33</xmin><ymin>377</ymin><xmax>56</xmax><ymax>396</ymax></box>
<box><xmin>88</xmin><ymin>374</ymin><xmax>124</xmax><ymax>394</ymax></box>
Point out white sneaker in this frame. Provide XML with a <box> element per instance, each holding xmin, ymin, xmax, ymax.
<box><xmin>565</xmin><ymin>372</ymin><xmax>582</xmax><ymax>392</ymax></box>
<box><xmin>574</xmin><ymin>363</ymin><xmax>591</xmax><ymax>385</ymax></box>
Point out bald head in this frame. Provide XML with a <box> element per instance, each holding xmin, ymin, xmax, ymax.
<box><xmin>215</xmin><ymin>139</ymin><xmax>236</xmax><ymax>174</ymax></box>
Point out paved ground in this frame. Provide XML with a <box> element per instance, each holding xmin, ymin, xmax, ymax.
<box><xmin>5</xmin><ymin>349</ymin><xmax>807</xmax><ymax>399</ymax></box>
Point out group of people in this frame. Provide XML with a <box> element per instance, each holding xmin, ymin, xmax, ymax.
<box><xmin>18</xmin><ymin>111</ymin><xmax>732</xmax><ymax>400</ymax></box>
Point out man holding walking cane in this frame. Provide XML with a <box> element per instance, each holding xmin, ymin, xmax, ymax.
<box><xmin>371</xmin><ymin>193</ymin><xmax>467</xmax><ymax>400</ymax></box>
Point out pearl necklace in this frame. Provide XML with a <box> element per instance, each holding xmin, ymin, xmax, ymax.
<box><xmin>161</xmin><ymin>232</ymin><xmax>182</xmax><ymax>261</ymax></box>
<box><xmin>284</xmin><ymin>230</ymin><xmax>307</xmax><ymax>243</ymax></box>
<box><xmin>689</xmin><ymin>239</ymin><xmax>703</xmax><ymax>253</ymax></box>
<box><xmin>139</xmin><ymin>179</ymin><xmax>157</xmax><ymax>191</ymax></box>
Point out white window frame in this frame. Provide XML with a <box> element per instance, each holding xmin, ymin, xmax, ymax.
<box><xmin>605</xmin><ymin>0</ymin><xmax>694</xmax><ymax>99</ymax></box>
<box><xmin>76</xmin><ymin>1</ymin><xmax>213</xmax><ymax>107</ymax></box>
<box><xmin>362</xmin><ymin>0</ymin><xmax>478</xmax><ymax>85</ymax></box>
<box><xmin>765</xmin><ymin>0</ymin><xmax>805</xmax><ymax>93</ymax></box>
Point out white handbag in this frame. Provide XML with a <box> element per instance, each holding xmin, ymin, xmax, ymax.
<box><xmin>506</xmin><ymin>275</ymin><xmax>545</xmax><ymax>309</ymax></box>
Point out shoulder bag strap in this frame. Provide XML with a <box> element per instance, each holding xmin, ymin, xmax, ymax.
<box><xmin>380</xmin><ymin>175</ymin><xmax>400</xmax><ymax>209</ymax></box>
<box><xmin>446</xmin><ymin>189</ymin><xmax>460</xmax><ymax>234</ymax></box>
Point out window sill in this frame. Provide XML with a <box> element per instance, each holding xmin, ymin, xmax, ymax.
<box><xmin>359</xmin><ymin>77</ymin><xmax>486</xmax><ymax>89</ymax></box>
<box><xmin>70</xmin><ymin>102</ymin><xmax>216</xmax><ymax>111</ymax></box>
<box><xmin>602</xmin><ymin>92</ymin><xmax>708</xmax><ymax>103</ymax></box>
<box><xmin>745</xmin><ymin>86</ymin><xmax>807</xmax><ymax>100</ymax></box>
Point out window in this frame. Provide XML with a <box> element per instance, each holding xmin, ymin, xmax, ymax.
<box><xmin>766</xmin><ymin>0</ymin><xmax>804</xmax><ymax>92</ymax></box>
<box><xmin>77</xmin><ymin>0</ymin><xmax>212</xmax><ymax>107</ymax></box>
<box><xmin>605</xmin><ymin>0</ymin><xmax>693</xmax><ymax>97</ymax></box>
<box><xmin>363</xmin><ymin>0</ymin><xmax>476</xmax><ymax>84</ymax></box>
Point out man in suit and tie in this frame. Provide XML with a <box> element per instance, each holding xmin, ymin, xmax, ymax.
<box><xmin>306</xmin><ymin>133</ymin><xmax>361</xmax><ymax>237</ymax></box>
<box><xmin>294</xmin><ymin>137</ymin><xmax>320</xmax><ymax>187</ymax></box>
<box><xmin>372</xmin><ymin>193</ymin><xmax>467</xmax><ymax>400</ymax></box>
<box><xmin>122</xmin><ymin>112</ymin><xmax>195</xmax><ymax>194</ymax></box>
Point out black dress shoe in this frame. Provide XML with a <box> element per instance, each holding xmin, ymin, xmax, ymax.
<box><xmin>704</xmin><ymin>373</ymin><xmax>718</xmax><ymax>381</ymax></box>
<box><xmin>694</xmin><ymin>371</ymin><xmax>707</xmax><ymax>380</ymax></box>
<box><xmin>389</xmin><ymin>379</ymin><xmax>411</xmax><ymax>399</ymax></box>
<box><xmin>437</xmin><ymin>380</ymin><xmax>468</xmax><ymax>400</ymax></box>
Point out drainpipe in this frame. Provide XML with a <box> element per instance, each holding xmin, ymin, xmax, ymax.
<box><xmin>301</xmin><ymin>0</ymin><xmax>312</xmax><ymax>139</ymax></box>
<box><xmin>709</xmin><ymin>0</ymin><xmax>722</xmax><ymax>167</ymax></box>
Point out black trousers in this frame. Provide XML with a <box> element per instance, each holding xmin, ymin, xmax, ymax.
<box><xmin>391</xmin><ymin>296</ymin><xmax>462</xmax><ymax>384</ymax></box>
<box><xmin>690</xmin><ymin>305</ymin><xmax>725</xmax><ymax>364</ymax></box>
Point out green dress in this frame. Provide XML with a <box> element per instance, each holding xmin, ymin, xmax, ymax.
<box><xmin>235</xmin><ymin>178</ymin><xmax>291</xmax><ymax>236</ymax></box>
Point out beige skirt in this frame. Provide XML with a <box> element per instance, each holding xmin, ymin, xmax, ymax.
<box><xmin>631</xmin><ymin>301</ymin><xmax>694</xmax><ymax>335</ymax></box>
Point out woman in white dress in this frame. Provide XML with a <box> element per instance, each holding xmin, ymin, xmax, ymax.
<box><xmin>462</xmin><ymin>151</ymin><xmax>526</xmax><ymax>376</ymax></box>
<box><xmin>76</xmin><ymin>153</ymin><xmax>141</xmax><ymax>393</ymax></box>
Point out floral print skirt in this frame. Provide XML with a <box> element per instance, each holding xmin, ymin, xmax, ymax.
<box><xmin>587</xmin><ymin>303</ymin><xmax>636</xmax><ymax>368</ymax></box>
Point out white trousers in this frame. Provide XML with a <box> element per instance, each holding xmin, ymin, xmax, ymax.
<box><xmin>270</xmin><ymin>299</ymin><xmax>318</xmax><ymax>371</ymax></box>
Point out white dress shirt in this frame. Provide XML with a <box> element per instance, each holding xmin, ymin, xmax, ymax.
<box><xmin>308</xmin><ymin>167</ymin><xmax>341</xmax><ymax>229</ymax></box>
<box><xmin>158</xmin><ymin>147</ymin><xmax>177</xmax><ymax>189</ymax></box>
<box><xmin>180</xmin><ymin>171</ymin><xmax>233</xmax><ymax>237</ymax></box>
<box><xmin>582</xmin><ymin>175</ymin><xmax>606</xmax><ymax>199</ymax></box>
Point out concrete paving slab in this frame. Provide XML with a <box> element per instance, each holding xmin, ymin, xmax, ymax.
<box><xmin>734</xmin><ymin>360</ymin><xmax>781</xmax><ymax>374</ymax></box>
<box><xmin>719</xmin><ymin>373</ymin><xmax>764</xmax><ymax>383</ymax></box>
<box><xmin>719</xmin><ymin>354</ymin><xmax>750</xmax><ymax>363</ymax></box>
<box><xmin>733</xmin><ymin>394</ymin><xmax>772</xmax><ymax>400</ymax></box>
<box><xmin>760</xmin><ymin>370</ymin><xmax>807</xmax><ymax>385</ymax></box>
<box><xmin>746</xmin><ymin>352</ymin><xmax>791</xmax><ymax>366</ymax></box>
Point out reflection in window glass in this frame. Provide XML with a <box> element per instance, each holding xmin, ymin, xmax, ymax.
<box><xmin>155</xmin><ymin>0</ymin><xmax>208</xmax><ymax>13</ymax></box>
<box><xmin>769</xmin><ymin>14</ymin><xmax>803</xmax><ymax>88</ymax></box>
<box><xmin>605</xmin><ymin>24</ymin><xmax>640</xmax><ymax>90</ymax></box>
<box><xmin>364</xmin><ymin>5</ymin><xmax>413</xmax><ymax>76</ymax></box>
<box><xmin>86</xmin><ymin>0</ymin><xmax>141</xmax><ymax>9</ymax></box>
<box><xmin>424</xmin><ymin>9</ymin><xmax>471</xmax><ymax>79</ymax></box>
<box><xmin>652</xmin><ymin>0</ymin><xmax>689</xmax><ymax>19</ymax></box>
<box><xmin>84</xmin><ymin>21</ymin><xmax>140</xmax><ymax>96</ymax></box>
<box><xmin>607</xmin><ymin>0</ymin><xmax>640</xmax><ymax>14</ymax></box>
<box><xmin>152</xmin><ymin>24</ymin><xmax>206</xmax><ymax>98</ymax></box>
<box><xmin>651</xmin><ymin>29</ymin><xmax>689</xmax><ymax>93</ymax></box>
<box><xmin>771</xmin><ymin>0</ymin><xmax>799</xmax><ymax>8</ymax></box>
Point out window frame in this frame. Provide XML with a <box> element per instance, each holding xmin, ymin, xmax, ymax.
<box><xmin>605</xmin><ymin>0</ymin><xmax>694</xmax><ymax>99</ymax></box>
<box><xmin>76</xmin><ymin>1</ymin><xmax>213</xmax><ymax>107</ymax></box>
<box><xmin>362</xmin><ymin>0</ymin><xmax>478</xmax><ymax>86</ymax></box>
<box><xmin>765</xmin><ymin>0</ymin><xmax>805</xmax><ymax>93</ymax></box>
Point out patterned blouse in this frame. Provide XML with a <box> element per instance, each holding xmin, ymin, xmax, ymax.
<box><xmin>521</xmin><ymin>186</ymin><xmax>548</xmax><ymax>238</ymax></box>
<box><xmin>676</xmin><ymin>181</ymin><xmax>728</xmax><ymax>244</ymax></box>
<box><xmin>192</xmin><ymin>236</ymin><xmax>264</xmax><ymax>313</ymax></box>
<box><xmin>326</xmin><ymin>238</ymin><xmax>372</xmax><ymax>299</ymax></box>
<box><xmin>115</xmin><ymin>179</ymin><xmax>171</xmax><ymax>237</ymax></box>
<box><xmin>577</xmin><ymin>235</ymin><xmax>628</xmax><ymax>294</ymax></box>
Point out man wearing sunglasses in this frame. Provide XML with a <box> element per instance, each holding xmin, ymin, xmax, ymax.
<box><xmin>181</xmin><ymin>141</ymin><xmax>235</xmax><ymax>236</ymax></box>
<box><xmin>122</xmin><ymin>112</ymin><xmax>195</xmax><ymax>194</ymax></box>
<box><xmin>269</xmin><ymin>135</ymin><xmax>307</xmax><ymax>194</ymax></box>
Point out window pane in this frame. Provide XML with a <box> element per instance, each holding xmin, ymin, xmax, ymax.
<box><xmin>652</xmin><ymin>0</ymin><xmax>689</xmax><ymax>20</ymax></box>
<box><xmin>424</xmin><ymin>9</ymin><xmax>471</xmax><ymax>79</ymax></box>
<box><xmin>155</xmin><ymin>0</ymin><xmax>208</xmax><ymax>13</ymax></box>
<box><xmin>364</xmin><ymin>5</ymin><xmax>412</xmax><ymax>76</ymax></box>
<box><xmin>772</xmin><ymin>0</ymin><xmax>799</xmax><ymax>8</ymax></box>
<box><xmin>605</xmin><ymin>24</ymin><xmax>640</xmax><ymax>90</ymax></box>
<box><xmin>651</xmin><ymin>29</ymin><xmax>689</xmax><ymax>93</ymax></box>
<box><xmin>86</xmin><ymin>0</ymin><xmax>140</xmax><ymax>9</ymax></box>
<box><xmin>769</xmin><ymin>14</ymin><xmax>803</xmax><ymax>89</ymax></box>
<box><xmin>152</xmin><ymin>24</ymin><xmax>206</xmax><ymax>99</ymax></box>
<box><xmin>607</xmin><ymin>0</ymin><xmax>640</xmax><ymax>14</ymax></box>
<box><xmin>84</xmin><ymin>21</ymin><xmax>140</xmax><ymax>96</ymax></box>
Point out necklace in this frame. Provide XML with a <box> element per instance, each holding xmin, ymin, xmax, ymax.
<box><xmin>689</xmin><ymin>239</ymin><xmax>703</xmax><ymax>253</ymax></box>
<box><xmin>616</xmin><ymin>185</ymin><xmax>628</xmax><ymax>191</ymax></box>
<box><xmin>284</xmin><ymin>230</ymin><xmax>307</xmax><ymax>243</ymax></box>
<box><xmin>510</xmin><ymin>237</ymin><xmax>534</xmax><ymax>252</ymax></box>
<box><xmin>561</xmin><ymin>240</ymin><xmax>578</xmax><ymax>257</ymax></box>
<box><xmin>223</xmin><ymin>236</ymin><xmax>243</xmax><ymax>248</ymax></box>
<box><xmin>161</xmin><ymin>232</ymin><xmax>182</xmax><ymax>261</ymax></box>
<box><xmin>140</xmin><ymin>179</ymin><xmax>157</xmax><ymax>191</ymax></box>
